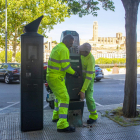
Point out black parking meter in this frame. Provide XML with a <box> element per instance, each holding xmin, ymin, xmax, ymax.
<box><xmin>20</xmin><ymin>16</ymin><xmax>44</xmax><ymax>131</ymax></box>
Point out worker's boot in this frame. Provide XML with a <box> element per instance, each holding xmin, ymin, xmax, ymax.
<box><xmin>57</xmin><ymin>126</ymin><xmax>75</xmax><ymax>133</ymax></box>
<box><xmin>87</xmin><ymin>118</ymin><xmax>96</xmax><ymax>124</ymax></box>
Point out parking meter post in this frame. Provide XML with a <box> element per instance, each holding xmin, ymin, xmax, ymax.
<box><xmin>20</xmin><ymin>16</ymin><xmax>44</xmax><ymax>132</ymax></box>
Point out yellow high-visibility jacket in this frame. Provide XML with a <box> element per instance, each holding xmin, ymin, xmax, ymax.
<box><xmin>47</xmin><ymin>42</ymin><xmax>75</xmax><ymax>78</ymax></box>
<box><xmin>81</xmin><ymin>52</ymin><xmax>95</xmax><ymax>93</ymax></box>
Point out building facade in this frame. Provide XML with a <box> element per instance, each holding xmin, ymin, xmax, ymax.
<box><xmin>80</xmin><ymin>21</ymin><xmax>126</xmax><ymax>48</ymax></box>
<box><xmin>44</xmin><ymin>37</ymin><xmax>57</xmax><ymax>62</ymax></box>
<box><xmin>43</xmin><ymin>21</ymin><xmax>140</xmax><ymax>61</ymax></box>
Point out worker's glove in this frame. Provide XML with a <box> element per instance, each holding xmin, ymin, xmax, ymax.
<box><xmin>73</xmin><ymin>71</ymin><xmax>80</xmax><ymax>78</ymax></box>
<box><xmin>78</xmin><ymin>91</ymin><xmax>85</xmax><ymax>101</ymax></box>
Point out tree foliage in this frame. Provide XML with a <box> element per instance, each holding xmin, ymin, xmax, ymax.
<box><xmin>0</xmin><ymin>50</ymin><xmax>13</xmax><ymax>63</ymax></box>
<box><xmin>52</xmin><ymin>40</ymin><xmax>58</xmax><ymax>44</ymax></box>
<box><xmin>0</xmin><ymin>0</ymin><xmax>70</xmax><ymax>58</ymax></box>
<box><xmin>60</xmin><ymin>0</ymin><xmax>115</xmax><ymax>17</ymax></box>
<box><xmin>15</xmin><ymin>52</ymin><xmax>21</xmax><ymax>63</ymax></box>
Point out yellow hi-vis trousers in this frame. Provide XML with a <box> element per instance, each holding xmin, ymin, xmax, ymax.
<box><xmin>85</xmin><ymin>78</ymin><xmax>98</xmax><ymax>120</ymax></box>
<box><xmin>46</xmin><ymin>76</ymin><xmax>69</xmax><ymax>129</ymax></box>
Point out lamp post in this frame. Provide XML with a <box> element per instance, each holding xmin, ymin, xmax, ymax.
<box><xmin>5</xmin><ymin>0</ymin><xmax>7</xmax><ymax>63</ymax></box>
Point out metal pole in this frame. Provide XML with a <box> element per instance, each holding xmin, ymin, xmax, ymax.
<box><xmin>5</xmin><ymin>0</ymin><xmax>7</xmax><ymax>63</ymax></box>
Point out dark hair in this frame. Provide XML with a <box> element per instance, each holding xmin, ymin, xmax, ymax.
<box><xmin>62</xmin><ymin>34</ymin><xmax>74</xmax><ymax>42</ymax></box>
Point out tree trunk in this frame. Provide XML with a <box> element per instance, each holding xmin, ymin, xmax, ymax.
<box><xmin>121</xmin><ymin>0</ymin><xmax>139</xmax><ymax>118</ymax></box>
<box><xmin>13</xmin><ymin>41</ymin><xmax>16</xmax><ymax>59</ymax></box>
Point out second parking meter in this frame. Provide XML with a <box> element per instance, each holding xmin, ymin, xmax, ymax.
<box><xmin>20</xmin><ymin>16</ymin><xmax>44</xmax><ymax>132</ymax></box>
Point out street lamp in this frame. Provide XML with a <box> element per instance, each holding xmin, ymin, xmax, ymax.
<box><xmin>5</xmin><ymin>0</ymin><xmax>7</xmax><ymax>63</ymax></box>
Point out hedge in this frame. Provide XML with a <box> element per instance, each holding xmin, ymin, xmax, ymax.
<box><xmin>96</xmin><ymin>57</ymin><xmax>140</xmax><ymax>64</ymax></box>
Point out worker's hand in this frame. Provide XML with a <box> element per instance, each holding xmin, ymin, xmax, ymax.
<box><xmin>78</xmin><ymin>91</ymin><xmax>85</xmax><ymax>101</ymax></box>
<box><xmin>73</xmin><ymin>71</ymin><xmax>80</xmax><ymax>78</ymax></box>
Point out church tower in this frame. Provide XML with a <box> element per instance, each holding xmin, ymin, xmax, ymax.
<box><xmin>92</xmin><ymin>21</ymin><xmax>98</xmax><ymax>42</ymax></box>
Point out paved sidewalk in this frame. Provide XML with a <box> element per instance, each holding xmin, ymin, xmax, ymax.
<box><xmin>0</xmin><ymin>105</ymin><xmax>140</xmax><ymax>140</ymax></box>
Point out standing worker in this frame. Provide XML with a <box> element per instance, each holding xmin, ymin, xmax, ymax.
<box><xmin>78</xmin><ymin>43</ymin><xmax>98</xmax><ymax>124</ymax></box>
<box><xmin>46</xmin><ymin>35</ymin><xmax>78</xmax><ymax>133</ymax></box>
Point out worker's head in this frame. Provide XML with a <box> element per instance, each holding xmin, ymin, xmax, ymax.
<box><xmin>62</xmin><ymin>35</ymin><xmax>74</xmax><ymax>49</ymax></box>
<box><xmin>78</xmin><ymin>43</ymin><xmax>91</xmax><ymax>57</ymax></box>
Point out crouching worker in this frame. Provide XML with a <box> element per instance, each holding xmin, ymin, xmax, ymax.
<box><xmin>46</xmin><ymin>35</ymin><xmax>79</xmax><ymax>133</ymax></box>
<box><xmin>78</xmin><ymin>43</ymin><xmax>98</xmax><ymax>124</ymax></box>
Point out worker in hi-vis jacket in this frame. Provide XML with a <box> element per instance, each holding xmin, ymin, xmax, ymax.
<box><xmin>46</xmin><ymin>35</ymin><xmax>79</xmax><ymax>133</ymax></box>
<box><xmin>78</xmin><ymin>43</ymin><xmax>98</xmax><ymax>124</ymax></box>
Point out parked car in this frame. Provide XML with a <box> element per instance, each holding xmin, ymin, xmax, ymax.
<box><xmin>0</xmin><ymin>63</ymin><xmax>20</xmax><ymax>84</ymax></box>
<box><xmin>44</xmin><ymin>62</ymin><xmax>48</xmax><ymax>82</ymax></box>
<box><xmin>95</xmin><ymin>65</ymin><xmax>104</xmax><ymax>81</ymax></box>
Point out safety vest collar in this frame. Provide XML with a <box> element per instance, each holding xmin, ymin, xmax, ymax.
<box><xmin>81</xmin><ymin>52</ymin><xmax>91</xmax><ymax>61</ymax></box>
<box><xmin>59</xmin><ymin>42</ymin><xmax>67</xmax><ymax>49</ymax></box>
<box><xmin>85</xmin><ymin>52</ymin><xmax>91</xmax><ymax>59</ymax></box>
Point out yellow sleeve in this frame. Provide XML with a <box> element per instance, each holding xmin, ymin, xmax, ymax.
<box><xmin>81</xmin><ymin>59</ymin><xmax>95</xmax><ymax>93</ymax></box>
<box><xmin>60</xmin><ymin>49</ymin><xmax>75</xmax><ymax>75</ymax></box>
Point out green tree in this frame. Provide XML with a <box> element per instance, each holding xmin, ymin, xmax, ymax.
<box><xmin>61</xmin><ymin>0</ymin><xmax>115</xmax><ymax>17</ymax></box>
<box><xmin>15</xmin><ymin>52</ymin><xmax>21</xmax><ymax>63</ymax></box>
<box><xmin>52</xmin><ymin>40</ymin><xmax>58</xmax><ymax>44</ymax></box>
<box><xmin>0</xmin><ymin>50</ymin><xmax>13</xmax><ymax>63</ymax></box>
<box><xmin>0</xmin><ymin>0</ymin><xmax>70</xmax><ymax>59</ymax></box>
<box><xmin>0</xmin><ymin>51</ymin><xmax>5</xmax><ymax>63</ymax></box>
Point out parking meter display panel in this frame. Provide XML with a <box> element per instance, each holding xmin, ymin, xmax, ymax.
<box><xmin>60</xmin><ymin>33</ymin><xmax>64</xmax><ymax>43</ymax></box>
<box><xmin>60</xmin><ymin>30</ymin><xmax>79</xmax><ymax>54</ymax></box>
<box><xmin>73</xmin><ymin>36</ymin><xmax>79</xmax><ymax>46</ymax></box>
<box><xmin>63</xmin><ymin>30</ymin><xmax>78</xmax><ymax>36</ymax></box>
<box><xmin>27</xmin><ymin>45</ymin><xmax>38</xmax><ymax>60</ymax></box>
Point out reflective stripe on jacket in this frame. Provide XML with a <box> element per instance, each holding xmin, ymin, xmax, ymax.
<box><xmin>47</xmin><ymin>42</ymin><xmax>75</xmax><ymax>78</ymax></box>
<box><xmin>81</xmin><ymin>52</ymin><xmax>95</xmax><ymax>93</ymax></box>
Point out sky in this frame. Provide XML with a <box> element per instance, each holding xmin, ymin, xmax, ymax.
<box><xmin>45</xmin><ymin>0</ymin><xmax>140</xmax><ymax>43</ymax></box>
